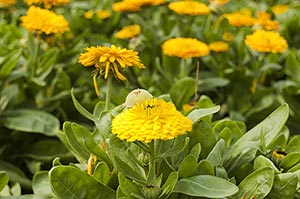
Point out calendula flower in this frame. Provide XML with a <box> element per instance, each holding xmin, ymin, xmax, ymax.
<box><xmin>84</xmin><ymin>10</ymin><xmax>94</xmax><ymax>19</ymax></box>
<box><xmin>0</xmin><ymin>0</ymin><xmax>16</xmax><ymax>7</ymax></box>
<box><xmin>96</xmin><ymin>10</ymin><xmax>111</xmax><ymax>19</ymax></box>
<box><xmin>115</xmin><ymin>24</ymin><xmax>141</xmax><ymax>39</ymax></box>
<box><xmin>24</xmin><ymin>0</ymin><xmax>70</xmax><ymax>8</ymax></box>
<box><xmin>168</xmin><ymin>1</ymin><xmax>210</xmax><ymax>16</ymax></box>
<box><xmin>20</xmin><ymin>6</ymin><xmax>70</xmax><ymax>35</ymax></box>
<box><xmin>255</xmin><ymin>11</ymin><xmax>279</xmax><ymax>30</ymax></box>
<box><xmin>162</xmin><ymin>38</ymin><xmax>210</xmax><ymax>59</ymax></box>
<box><xmin>222</xmin><ymin>32</ymin><xmax>234</xmax><ymax>41</ymax></box>
<box><xmin>209</xmin><ymin>41</ymin><xmax>229</xmax><ymax>52</ymax></box>
<box><xmin>112</xmin><ymin>0</ymin><xmax>165</xmax><ymax>12</ymax></box>
<box><xmin>245</xmin><ymin>29</ymin><xmax>288</xmax><ymax>53</ymax></box>
<box><xmin>112</xmin><ymin>98</ymin><xmax>192</xmax><ymax>143</ymax></box>
<box><xmin>271</xmin><ymin>4</ymin><xmax>289</xmax><ymax>15</ymax></box>
<box><xmin>209</xmin><ymin>0</ymin><xmax>230</xmax><ymax>6</ymax></box>
<box><xmin>223</xmin><ymin>10</ymin><xmax>256</xmax><ymax>27</ymax></box>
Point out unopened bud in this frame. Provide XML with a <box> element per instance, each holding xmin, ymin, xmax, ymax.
<box><xmin>141</xmin><ymin>184</ymin><xmax>162</xmax><ymax>199</ymax></box>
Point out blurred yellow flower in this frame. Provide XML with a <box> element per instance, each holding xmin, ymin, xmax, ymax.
<box><xmin>162</xmin><ymin>38</ymin><xmax>210</xmax><ymax>59</ymax></box>
<box><xmin>84</xmin><ymin>10</ymin><xmax>94</xmax><ymax>19</ymax></box>
<box><xmin>168</xmin><ymin>1</ymin><xmax>210</xmax><ymax>16</ymax></box>
<box><xmin>223</xmin><ymin>10</ymin><xmax>256</xmax><ymax>27</ymax></box>
<box><xmin>78</xmin><ymin>45</ymin><xmax>145</xmax><ymax>80</ymax></box>
<box><xmin>255</xmin><ymin>11</ymin><xmax>279</xmax><ymax>31</ymax></box>
<box><xmin>245</xmin><ymin>30</ymin><xmax>288</xmax><ymax>53</ymax></box>
<box><xmin>271</xmin><ymin>4</ymin><xmax>289</xmax><ymax>15</ymax></box>
<box><xmin>20</xmin><ymin>6</ymin><xmax>70</xmax><ymax>35</ymax></box>
<box><xmin>209</xmin><ymin>0</ymin><xmax>229</xmax><ymax>6</ymax></box>
<box><xmin>115</xmin><ymin>24</ymin><xmax>141</xmax><ymax>39</ymax></box>
<box><xmin>209</xmin><ymin>41</ymin><xmax>229</xmax><ymax>52</ymax></box>
<box><xmin>24</xmin><ymin>0</ymin><xmax>70</xmax><ymax>8</ymax></box>
<box><xmin>0</xmin><ymin>0</ymin><xmax>16</xmax><ymax>7</ymax></box>
<box><xmin>222</xmin><ymin>32</ymin><xmax>234</xmax><ymax>41</ymax></box>
<box><xmin>112</xmin><ymin>98</ymin><xmax>192</xmax><ymax>143</ymax></box>
<box><xmin>96</xmin><ymin>10</ymin><xmax>111</xmax><ymax>19</ymax></box>
<box><xmin>112</xmin><ymin>0</ymin><xmax>165</xmax><ymax>12</ymax></box>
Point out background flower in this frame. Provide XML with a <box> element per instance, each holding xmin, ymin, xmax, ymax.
<box><xmin>24</xmin><ymin>0</ymin><xmax>70</xmax><ymax>8</ymax></box>
<box><xmin>0</xmin><ymin>0</ymin><xmax>16</xmax><ymax>7</ymax></box>
<box><xmin>114</xmin><ymin>24</ymin><xmax>141</xmax><ymax>39</ymax></box>
<box><xmin>223</xmin><ymin>10</ymin><xmax>256</xmax><ymax>27</ymax></box>
<box><xmin>168</xmin><ymin>1</ymin><xmax>210</xmax><ymax>16</ymax></box>
<box><xmin>209</xmin><ymin>41</ymin><xmax>229</xmax><ymax>52</ymax></box>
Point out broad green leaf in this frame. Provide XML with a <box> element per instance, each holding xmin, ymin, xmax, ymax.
<box><xmin>0</xmin><ymin>109</ymin><xmax>59</xmax><ymax>136</ymax></box>
<box><xmin>286</xmin><ymin>136</ymin><xmax>300</xmax><ymax>153</ymax></box>
<box><xmin>189</xmin><ymin>143</ymin><xmax>201</xmax><ymax>158</ymax></box>
<box><xmin>174</xmin><ymin>175</ymin><xmax>238</xmax><ymax>198</ymax></box>
<box><xmin>198</xmin><ymin>77</ymin><xmax>229</xmax><ymax>91</ymax></box>
<box><xmin>93</xmin><ymin>162</ymin><xmax>110</xmax><ymax>185</ymax></box>
<box><xmin>218</xmin><ymin>127</ymin><xmax>233</xmax><ymax>148</ymax></box>
<box><xmin>253</xmin><ymin>155</ymin><xmax>280</xmax><ymax>174</ymax></box>
<box><xmin>207</xmin><ymin>139</ymin><xmax>226</xmax><ymax>168</ymax></box>
<box><xmin>266</xmin><ymin>173</ymin><xmax>298</xmax><ymax>199</ymax></box>
<box><xmin>187</xmin><ymin>106</ymin><xmax>220</xmax><ymax>124</ymax></box>
<box><xmin>215</xmin><ymin>165</ymin><xmax>228</xmax><ymax>179</ymax></box>
<box><xmin>195</xmin><ymin>160</ymin><xmax>214</xmax><ymax>176</ymax></box>
<box><xmin>178</xmin><ymin>155</ymin><xmax>198</xmax><ymax>178</ymax></box>
<box><xmin>160</xmin><ymin>137</ymin><xmax>189</xmax><ymax>158</ymax></box>
<box><xmin>160</xmin><ymin>172</ymin><xmax>178</xmax><ymax>199</ymax></box>
<box><xmin>118</xmin><ymin>173</ymin><xmax>143</xmax><ymax>199</ymax></box>
<box><xmin>232</xmin><ymin>167</ymin><xmax>274</xmax><ymax>199</ymax></box>
<box><xmin>32</xmin><ymin>171</ymin><xmax>52</xmax><ymax>196</ymax></box>
<box><xmin>0</xmin><ymin>171</ymin><xmax>9</xmax><ymax>192</ymax></box>
<box><xmin>279</xmin><ymin>152</ymin><xmax>300</xmax><ymax>170</ymax></box>
<box><xmin>267</xmin><ymin>126</ymin><xmax>289</xmax><ymax>150</ymax></box>
<box><xmin>213</xmin><ymin>120</ymin><xmax>245</xmax><ymax>144</ymax></box>
<box><xmin>49</xmin><ymin>166</ymin><xmax>116</xmax><ymax>199</ymax></box>
<box><xmin>0</xmin><ymin>49</ymin><xmax>22</xmax><ymax>78</ymax></box>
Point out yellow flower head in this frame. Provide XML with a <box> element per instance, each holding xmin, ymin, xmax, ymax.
<box><xmin>112</xmin><ymin>0</ymin><xmax>165</xmax><ymax>12</ymax></box>
<box><xmin>112</xmin><ymin>98</ymin><xmax>192</xmax><ymax>143</ymax></box>
<box><xmin>245</xmin><ymin>29</ymin><xmax>288</xmax><ymax>53</ymax></box>
<box><xmin>115</xmin><ymin>24</ymin><xmax>141</xmax><ymax>39</ymax></box>
<box><xmin>271</xmin><ymin>4</ymin><xmax>289</xmax><ymax>15</ymax></box>
<box><xmin>162</xmin><ymin>38</ymin><xmax>210</xmax><ymax>59</ymax></box>
<box><xmin>255</xmin><ymin>11</ymin><xmax>279</xmax><ymax>31</ymax></box>
<box><xmin>78</xmin><ymin>45</ymin><xmax>145</xmax><ymax>80</ymax></box>
<box><xmin>168</xmin><ymin>1</ymin><xmax>210</xmax><ymax>16</ymax></box>
<box><xmin>222</xmin><ymin>32</ymin><xmax>234</xmax><ymax>41</ymax></box>
<box><xmin>24</xmin><ymin>0</ymin><xmax>70</xmax><ymax>8</ymax></box>
<box><xmin>209</xmin><ymin>0</ymin><xmax>230</xmax><ymax>6</ymax></box>
<box><xmin>84</xmin><ymin>10</ymin><xmax>94</xmax><ymax>19</ymax></box>
<box><xmin>0</xmin><ymin>0</ymin><xmax>16</xmax><ymax>7</ymax></box>
<box><xmin>223</xmin><ymin>10</ymin><xmax>256</xmax><ymax>27</ymax></box>
<box><xmin>20</xmin><ymin>6</ymin><xmax>70</xmax><ymax>35</ymax></box>
<box><xmin>209</xmin><ymin>41</ymin><xmax>229</xmax><ymax>52</ymax></box>
<box><xmin>96</xmin><ymin>10</ymin><xmax>111</xmax><ymax>19</ymax></box>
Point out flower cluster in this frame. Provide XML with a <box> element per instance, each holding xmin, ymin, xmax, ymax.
<box><xmin>112</xmin><ymin>98</ymin><xmax>192</xmax><ymax>143</ymax></box>
<box><xmin>24</xmin><ymin>0</ymin><xmax>70</xmax><ymax>8</ymax></box>
<box><xmin>20</xmin><ymin>6</ymin><xmax>70</xmax><ymax>35</ymax></box>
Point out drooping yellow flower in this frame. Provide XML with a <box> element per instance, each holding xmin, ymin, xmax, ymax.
<box><xmin>112</xmin><ymin>98</ymin><xmax>192</xmax><ymax>143</ymax></box>
<box><xmin>84</xmin><ymin>10</ymin><xmax>94</xmax><ymax>19</ymax></box>
<box><xmin>255</xmin><ymin>11</ymin><xmax>279</xmax><ymax>31</ymax></box>
<box><xmin>20</xmin><ymin>6</ymin><xmax>70</xmax><ymax>35</ymax></box>
<box><xmin>114</xmin><ymin>24</ymin><xmax>141</xmax><ymax>39</ymax></box>
<box><xmin>271</xmin><ymin>4</ymin><xmax>289</xmax><ymax>15</ymax></box>
<box><xmin>223</xmin><ymin>10</ymin><xmax>256</xmax><ymax>27</ymax></box>
<box><xmin>24</xmin><ymin>0</ymin><xmax>70</xmax><ymax>8</ymax></box>
<box><xmin>162</xmin><ymin>38</ymin><xmax>210</xmax><ymax>59</ymax></box>
<box><xmin>209</xmin><ymin>41</ymin><xmax>229</xmax><ymax>52</ymax></box>
<box><xmin>0</xmin><ymin>0</ymin><xmax>16</xmax><ymax>7</ymax></box>
<box><xmin>209</xmin><ymin>0</ymin><xmax>230</xmax><ymax>6</ymax></box>
<box><xmin>96</xmin><ymin>10</ymin><xmax>111</xmax><ymax>19</ymax></box>
<box><xmin>222</xmin><ymin>32</ymin><xmax>234</xmax><ymax>41</ymax></box>
<box><xmin>168</xmin><ymin>1</ymin><xmax>210</xmax><ymax>16</ymax></box>
<box><xmin>245</xmin><ymin>29</ymin><xmax>288</xmax><ymax>53</ymax></box>
<box><xmin>78</xmin><ymin>45</ymin><xmax>145</xmax><ymax>81</ymax></box>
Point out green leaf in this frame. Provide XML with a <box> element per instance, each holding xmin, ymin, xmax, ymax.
<box><xmin>195</xmin><ymin>160</ymin><xmax>214</xmax><ymax>176</ymax></box>
<box><xmin>0</xmin><ymin>171</ymin><xmax>9</xmax><ymax>192</ymax></box>
<box><xmin>32</xmin><ymin>171</ymin><xmax>52</xmax><ymax>196</ymax></box>
<box><xmin>206</xmin><ymin>139</ymin><xmax>226</xmax><ymax>168</ymax></box>
<box><xmin>279</xmin><ymin>152</ymin><xmax>300</xmax><ymax>170</ymax></box>
<box><xmin>189</xmin><ymin>143</ymin><xmax>201</xmax><ymax>158</ymax></box>
<box><xmin>286</xmin><ymin>136</ymin><xmax>300</xmax><ymax>153</ymax></box>
<box><xmin>253</xmin><ymin>155</ymin><xmax>280</xmax><ymax>174</ymax></box>
<box><xmin>160</xmin><ymin>137</ymin><xmax>189</xmax><ymax>159</ymax></box>
<box><xmin>232</xmin><ymin>167</ymin><xmax>274</xmax><ymax>199</ymax></box>
<box><xmin>0</xmin><ymin>109</ymin><xmax>59</xmax><ymax>136</ymax></box>
<box><xmin>49</xmin><ymin>166</ymin><xmax>116</xmax><ymax>199</ymax></box>
<box><xmin>0</xmin><ymin>195</ymin><xmax>55</xmax><ymax>199</ymax></box>
<box><xmin>118</xmin><ymin>173</ymin><xmax>143</xmax><ymax>199</ymax></box>
<box><xmin>160</xmin><ymin>172</ymin><xmax>178</xmax><ymax>199</ymax></box>
<box><xmin>178</xmin><ymin>155</ymin><xmax>198</xmax><ymax>178</ymax></box>
<box><xmin>0</xmin><ymin>49</ymin><xmax>22</xmax><ymax>78</ymax></box>
<box><xmin>187</xmin><ymin>106</ymin><xmax>220</xmax><ymax>124</ymax></box>
<box><xmin>174</xmin><ymin>175</ymin><xmax>238</xmax><ymax>198</ymax></box>
<box><xmin>93</xmin><ymin>162</ymin><xmax>110</xmax><ymax>185</ymax></box>
<box><xmin>198</xmin><ymin>77</ymin><xmax>229</xmax><ymax>91</ymax></box>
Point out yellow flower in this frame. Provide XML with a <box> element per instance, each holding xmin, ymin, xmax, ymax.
<box><xmin>112</xmin><ymin>98</ymin><xmax>192</xmax><ymax>143</ymax></box>
<box><xmin>223</xmin><ymin>10</ymin><xmax>256</xmax><ymax>27</ymax></box>
<box><xmin>209</xmin><ymin>0</ymin><xmax>229</xmax><ymax>6</ymax></box>
<box><xmin>24</xmin><ymin>0</ymin><xmax>70</xmax><ymax>8</ymax></box>
<box><xmin>271</xmin><ymin>4</ymin><xmax>289</xmax><ymax>15</ymax></box>
<box><xmin>78</xmin><ymin>45</ymin><xmax>145</xmax><ymax>81</ymax></box>
<box><xmin>162</xmin><ymin>38</ymin><xmax>210</xmax><ymax>59</ymax></box>
<box><xmin>245</xmin><ymin>29</ymin><xmax>288</xmax><ymax>53</ymax></box>
<box><xmin>84</xmin><ymin>10</ymin><xmax>94</xmax><ymax>19</ymax></box>
<box><xmin>112</xmin><ymin>0</ymin><xmax>165</xmax><ymax>12</ymax></box>
<box><xmin>209</xmin><ymin>41</ymin><xmax>229</xmax><ymax>52</ymax></box>
<box><xmin>168</xmin><ymin>1</ymin><xmax>210</xmax><ymax>16</ymax></box>
<box><xmin>115</xmin><ymin>24</ymin><xmax>141</xmax><ymax>39</ymax></box>
<box><xmin>255</xmin><ymin>11</ymin><xmax>279</xmax><ymax>31</ymax></box>
<box><xmin>96</xmin><ymin>10</ymin><xmax>111</xmax><ymax>19</ymax></box>
<box><xmin>0</xmin><ymin>0</ymin><xmax>16</xmax><ymax>7</ymax></box>
<box><xmin>20</xmin><ymin>6</ymin><xmax>70</xmax><ymax>35</ymax></box>
<box><xmin>222</xmin><ymin>32</ymin><xmax>234</xmax><ymax>41</ymax></box>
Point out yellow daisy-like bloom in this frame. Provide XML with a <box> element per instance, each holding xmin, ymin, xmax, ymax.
<box><xmin>168</xmin><ymin>1</ymin><xmax>210</xmax><ymax>16</ymax></box>
<box><xmin>223</xmin><ymin>10</ymin><xmax>256</xmax><ymax>27</ymax></box>
<box><xmin>222</xmin><ymin>32</ymin><xmax>234</xmax><ymax>41</ymax></box>
<box><xmin>271</xmin><ymin>4</ymin><xmax>289</xmax><ymax>15</ymax></box>
<box><xmin>162</xmin><ymin>38</ymin><xmax>210</xmax><ymax>59</ymax></box>
<box><xmin>209</xmin><ymin>41</ymin><xmax>229</xmax><ymax>52</ymax></box>
<box><xmin>0</xmin><ymin>0</ymin><xmax>16</xmax><ymax>7</ymax></box>
<box><xmin>245</xmin><ymin>29</ymin><xmax>288</xmax><ymax>53</ymax></box>
<box><xmin>24</xmin><ymin>0</ymin><xmax>70</xmax><ymax>8</ymax></box>
<box><xmin>20</xmin><ymin>6</ymin><xmax>70</xmax><ymax>35</ymax></box>
<box><xmin>255</xmin><ymin>11</ymin><xmax>279</xmax><ymax>31</ymax></box>
<box><xmin>209</xmin><ymin>0</ymin><xmax>230</xmax><ymax>6</ymax></box>
<box><xmin>84</xmin><ymin>10</ymin><xmax>94</xmax><ymax>19</ymax></box>
<box><xmin>78</xmin><ymin>45</ymin><xmax>145</xmax><ymax>80</ymax></box>
<box><xmin>112</xmin><ymin>0</ymin><xmax>165</xmax><ymax>12</ymax></box>
<box><xmin>112</xmin><ymin>98</ymin><xmax>192</xmax><ymax>143</ymax></box>
<box><xmin>96</xmin><ymin>10</ymin><xmax>111</xmax><ymax>19</ymax></box>
<box><xmin>115</xmin><ymin>24</ymin><xmax>141</xmax><ymax>39</ymax></box>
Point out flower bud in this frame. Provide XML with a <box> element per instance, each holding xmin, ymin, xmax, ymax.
<box><xmin>141</xmin><ymin>184</ymin><xmax>162</xmax><ymax>199</ymax></box>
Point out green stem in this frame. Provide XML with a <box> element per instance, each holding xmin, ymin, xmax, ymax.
<box><xmin>148</xmin><ymin>140</ymin><xmax>157</xmax><ymax>183</ymax></box>
<box><xmin>105</xmin><ymin>74</ymin><xmax>113</xmax><ymax>111</ymax></box>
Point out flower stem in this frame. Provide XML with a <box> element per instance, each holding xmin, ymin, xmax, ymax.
<box><xmin>148</xmin><ymin>140</ymin><xmax>157</xmax><ymax>183</ymax></box>
<box><xmin>105</xmin><ymin>74</ymin><xmax>113</xmax><ymax>111</ymax></box>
